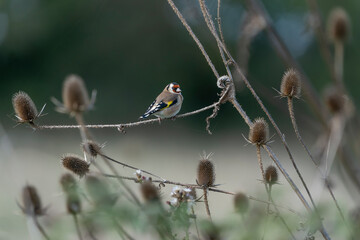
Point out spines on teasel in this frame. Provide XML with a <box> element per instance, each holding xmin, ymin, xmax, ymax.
<box><xmin>280</xmin><ymin>69</ymin><xmax>301</xmax><ymax>98</ymax></box>
<box><xmin>197</xmin><ymin>153</ymin><xmax>215</xmax><ymax>187</ymax></box>
<box><xmin>233</xmin><ymin>192</ymin><xmax>249</xmax><ymax>214</ymax></box>
<box><xmin>60</xmin><ymin>173</ymin><xmax>81</xmax><ymax>214</ymax></box>
<box><xmin>265</xmin><ymin>166</ymin><xmax>278</xmax><ymax>185</ymax></box>
<box><xmin>140</xmin><ymin>181</ymin><xmax>160</xmax><ymax>202</ymax></box>
<box><xmin>62</xmin><ymin>74</ymin><xmax>90</xmax><ymax>113</ymax></box>
<box><xmin>327</xmin><ymin>7</ymin><xmax>350</xmax><ymax>43</ymax></box>
<box><xmin>249</xmin><ymin>118</ymin><xmax>269</xmax><ymax>145</ymax></box>
<box><xmin>21</xmin><ymin>185</ymin><xmax>44</xmax><ymax>216</ymax></box>
<box><xmin>12</xmin><ymin>91</ymin><xmax>38</xmax><ymax>123</ymax></box>
<box><xmin>61</xmin><ymin>154</ymin><xmax>90</xmax><ymax>177</ymax></box>
<box><xmin>82</xmin><ymin>140</ymin><xmax>102</xmax><ymax>158</ymax></box>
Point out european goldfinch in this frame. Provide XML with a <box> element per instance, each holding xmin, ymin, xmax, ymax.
<box><xmin>140</xmin><ymin>82</ymin><xmax>183</xmax><ymax>119</ymax></box>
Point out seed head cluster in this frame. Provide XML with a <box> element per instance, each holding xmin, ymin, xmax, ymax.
<box><xmin>265</xmin><ymin>166</ymin><xmax>278</xmax><ymax>185</ymax></box>
<box><xmin>327</xmin><ymin>7</ymin><xmax>350</xmax><ymax>42</ymax></box>
<box><xmin>233</xmin><ymin>192</ymin><xmax>249</xmax><ymax>214</ymax></box>
<box><xmin>21</xmin><ymin>185</ymin><xmax>43</xmax><ymax>216</ymax></box>
<box><xmin>197</xmin><ymin>154</ymin><xmax>215</xmax><ymax>187</ymax></box>
<box><xmin>249</xmin><ymin>118</ymin><xmax>269</xmax><ymax>145</ymax></box>
<box><xmin>61</xmin><ymin>154</ymin><xmax>89</xmax><ymax>177</ymax></box>
<box><xmin>62</xmin><ymin>74</ymin><xmax>90</xmax><ymax>113</ymax></box>
<box><xmin>12</xmin><ymin>91</ymin><xmax>38</xmax><ymax>123</ymax></box>
<box><xmin>280</xmin><ymin>69</ymin><xmax>301</xmax><ymax>98</ymax></box>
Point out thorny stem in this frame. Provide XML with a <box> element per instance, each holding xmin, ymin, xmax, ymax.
<box><xmin>75</xmin><ymin>112</ymin><xmax>141</xmax><ymax>207</ymax></box>
<box><xmin>169</xmin><ymin>0</ymin><xmax>330</xmax><ymax>237</ymax></box>
<box><xmin>246</xmin><ymin>0</ymin><xmax>328</xmax><ymax>127</ymax></box>
<box><xmin>166</xmin><ymin>0</ymin><xmax>219</xmax><ymax>78</ymax></box>
<box><xmin>197</xmin><ymin>1</ymin><xmax>322</xmax><ymax>219</ymax></box>
<box><xmin>33</xmin><ymin>216</ymin><xmax>50</xmax><ymax>240</ymax></box>
<box><xmin>73</xmin><ymin>214</ymin><xmax>83</xmax><ymax>240</ymax></box>
<box><xmin>288</xmin><ymin>97</ymin><xmax>347</xmax><ymax>224</ymax></box>
<box><xmin>37</xmin><ymin>103</ymin><xmax>218</xmax><ymax>130</ymax></box>
<box><xmin>257</xmin><ymin>145</ymin><xmax>295</xmax><ymax>239</ymax></box>
<box><xmin>100</xmin><ymin>153</ymin><xmax>165</xmax><ymax>181</ymax></box>
<box><xmin>203</xmin><ymin>188</ymin><xmax>212</xmax><ymax>221</ymax></box>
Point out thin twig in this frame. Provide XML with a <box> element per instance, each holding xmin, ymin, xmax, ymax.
<box><xmin>36</xmin><ymin>103</ymin><xmax>217</xmax><ymax>130</ymax></box>
<box><xmin>100</xmin><ymin>153</ymin><xmax>165</xmax><ymax>181</ymax></box>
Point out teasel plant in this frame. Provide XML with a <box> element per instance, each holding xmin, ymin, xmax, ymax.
<box><xmin>18</xmin><ymin>185</ymin><xmax>50</xmax><ymax>240</ymax></box>
<box><xmin>10</xmin><ymin>0</ymin><xmax>360</xmax><ymax>239</ymax></box>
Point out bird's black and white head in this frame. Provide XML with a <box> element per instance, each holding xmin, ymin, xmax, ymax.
<box><xmin>166</xmin><ymin>82</ymin><xmax>182</xmax><ymax>94</ymax></box>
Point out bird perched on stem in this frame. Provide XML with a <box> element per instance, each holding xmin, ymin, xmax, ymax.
<box><xmin>140</xmin><ymin>82</ymin><xmax>183</xmax><ymax>120</ymax></box>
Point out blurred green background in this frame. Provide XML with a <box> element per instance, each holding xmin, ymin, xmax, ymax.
<box><xmin>0</xmin><ymin>0</ymin><xmax>359</xmax><ymax>128</ymax></box>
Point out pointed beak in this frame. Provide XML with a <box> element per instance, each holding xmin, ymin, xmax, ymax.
<box><xmin>176</xmin><ymin>87</ymin><xmax>181</xmax><ymax>93</ymax></box>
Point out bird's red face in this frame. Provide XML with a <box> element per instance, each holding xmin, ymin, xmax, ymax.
<box><xmin>168</xmin><ymin>82</ymin><xmax>181</xmax><ymax>94</ymax></box>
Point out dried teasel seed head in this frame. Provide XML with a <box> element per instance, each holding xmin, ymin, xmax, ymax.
<box><xmin>249</xmin><ymin>118</ymin><xmax>269</xmax><ymax>145</ymax></box>
<box><xmin>324</xmin><ymin>87</ymin><xmax>345</xmax><ymax>114</ymax></box>
<box><xmin>140</xmin><ymin>181</ymin><xmax>160</xmax><ymax>202</ymax></box>
<box><xmin>280</xmin><ymin>69</ymin><xmax>301</xmax><ymax>98</ymax></box>
<box><xmin>265</xmin><ymin>166</ymin><xmax>278</xmax><ymax>185</ymax></box>
<box><xmin>12</xmin><ymin>91</ymin><xmax>38</xmax><ymax>123</ymax></box>
<box><xmin>82</xmin><ymin>141</ymin><xmax>102</xmax><ymax>158</ymax></box>
<box><xmin>61</xmin><ymin>154</ymin><xmax>89</xmax><ymax>178</ymax></box>
<box><xmin>327</xmin><ymin>7</ymin><xmax>350</xmax><ymax>43</ymax></box>
<box><xmin>233</xmin><ymin>192</ymin><xmax>249</xmax><ymax>214</ymax></box>
<box><xmin>62</xmin><ymin>74</ymin><xmax>90</xmax><ymax>113</ymax></box>
<box><xmin>197</xmin><ymin>153</ymin><xmax>215</xmax><ymax>187</ymax></box>
<box><xmin>60</xmin><ymin>173</ymin><xmax>81</xmax><ymax>214</ymax></box>
<box><xmin>21</xmin><ymin>185</ymin><xmax>43</xmax><ymax>216</ymax></box>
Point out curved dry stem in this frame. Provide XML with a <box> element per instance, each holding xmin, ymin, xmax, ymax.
<box><xmin>203</xmin><ymin>188</ymin><xmax>212</xmax><ymax>221</ymax></box>
<box><xmin>37</xmin><ymin>103</ymin><xmax>218</xmax><ymax>130</ymax></box>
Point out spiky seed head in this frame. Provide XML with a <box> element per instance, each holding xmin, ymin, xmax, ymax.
<box><xmin>62</xmin><ymin>74</ymin><xmax>90</xmax><ymax>113</ymax></box>
<box><xmin>197</xmin><ymin>153</ymin><xmax>215</xmax><ymax>187</ymax></box>
<box><xmin>60</xmin><ymin>174</ymin><xmax>81</xmax><ymax>214</ymax></box>
<box><xmin>140</xmin><ymin>181</ymin><xmax>160</xmax><ymax>202</ymax></box>
<box><xmin>281</xmin><ymin>69</ymin><xmax>301</xmax><ymax>98</ymax></box>
<box><xmin>327</xmin><ymin>7</ymin><xmax>350</xmax><ymax>42</ymax></box>
<box><xmin>61</xmin><ymin>154</ymin><xmax>89</xmax><ymax>177</ymax></box>
<box><xmin>233</xmin><ymin>192</ymin><xmax>249</xmax><ymax>214</ymax></box>
<box><xmin>265</xmin><ymin>166</ymin><xmax>278</xmax><ymax>185</ymax></box>
<box><xmin>12</xmin><ymin>91</ymin><xmax>38</xmax><ymax>123</ymax></box>
<box><xmin>82</xmin><ymin>141</ymin><xmax>102</xmax><ymax>157</ymax></box>
<box><xmin>21</xmin><ymin>185</ymin><xmax>43</xmax><ymax>216</ymax></box>
<box><xmin>324</xmin><ymin>88</ymin><xmax>344</xmax><ymax>114</ymax></box>
<box><xmin>249</xmin><ymin>118</ymin><xmax>269</xmax><ymax>145</ymax></box>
